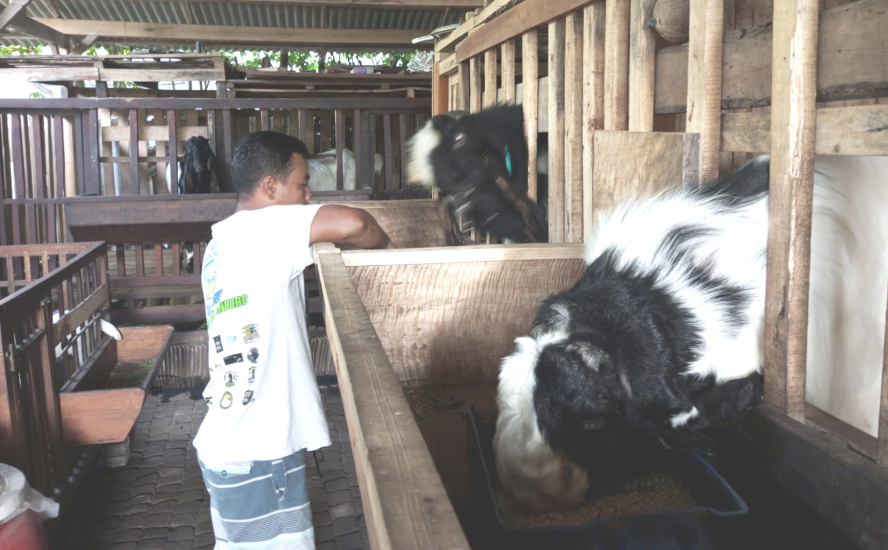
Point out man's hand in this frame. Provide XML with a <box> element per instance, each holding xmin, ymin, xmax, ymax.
<box><xmin>310</xmin><ymin>205</ymin><xmax>395</xmax><ymax>250</ymax></box>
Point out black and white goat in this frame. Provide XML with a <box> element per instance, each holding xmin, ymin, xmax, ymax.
<box><xmin>493</xmin><ymin>155</ymin><xmax>888</xmax><ymax>511</ymax></box>
<box><xmin>406</xmin><ymin>104</ymin><xmax>548</xmax><ymax>245</ymax></box>
<box><xmin>165</xmin><ymin>136</ymin><xmax>218</xmax><ymax>272</ymax></box>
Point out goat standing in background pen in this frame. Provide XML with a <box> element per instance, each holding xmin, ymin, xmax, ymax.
<box><xmin>493</xmin><ymin>154</ymin><xmax>888</xmax><ymax>511</ymax></box>
<box><xmin>166</xmin><ymin>136</ymin><xmax>219</xmax><ymax>273</ymax></box>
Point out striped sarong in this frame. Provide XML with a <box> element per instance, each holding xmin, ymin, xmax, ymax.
<box><xmin>199</xmin><ymin>450</ymin><xmax>315</xmax><ymax>550</ymax></box>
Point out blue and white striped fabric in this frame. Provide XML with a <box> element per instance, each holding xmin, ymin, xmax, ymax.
<box><xmin>199</xmin><ymin>450</ymin><xmax>315</xmax><ymax>550</ymax></box>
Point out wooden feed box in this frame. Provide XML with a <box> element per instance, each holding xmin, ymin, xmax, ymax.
<box><xmin>315</xmin><ymin>243</ymin><xmax>585</xmax><ymax>550</ymax></box>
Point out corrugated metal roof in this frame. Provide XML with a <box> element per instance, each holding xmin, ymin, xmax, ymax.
<box><xmin>1</xmin><ymin>0</ymin><xmax>466</xmax><ymax>49</ymax></box>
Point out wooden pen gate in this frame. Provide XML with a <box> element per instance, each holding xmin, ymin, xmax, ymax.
<box><xmin>0</xmin><ymin>97</ymin><xmax>431</xmax><ymax>247</ymax></box>
<box><xmin>431</xmin><ymin>0</ymin><xmax>888</xmax><ymax>547</ymax></box>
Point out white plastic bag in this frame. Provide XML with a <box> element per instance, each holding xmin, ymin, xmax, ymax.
<box><xmin>0</xmin><ymin>464</ymin><xmax>59</xmax><ymax>527</ymax></box>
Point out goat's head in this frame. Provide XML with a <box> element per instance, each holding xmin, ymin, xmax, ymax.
<box><xmin>179</xmin><ymin>136</ymin><xmax>216</xmax><ymax>194</ymax></box>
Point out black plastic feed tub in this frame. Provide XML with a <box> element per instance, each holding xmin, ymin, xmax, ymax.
<box><xmin>465</xmin><ymin>406</ymin><xmax>749</xmax><ymax>550</ymax></box>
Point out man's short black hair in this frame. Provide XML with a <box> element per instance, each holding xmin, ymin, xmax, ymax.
<box><xmin>231</xmin><ymin>131</ymin><xmax>310</xmax><ymax>195</ymax></box>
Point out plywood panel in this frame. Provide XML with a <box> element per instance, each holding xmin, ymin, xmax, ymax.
<box><xmin>591</xmin><ymin>131</ymin><xmax>700</xmax><ymax>220</ymax></box>
<box><xmin>348</xmin><ymin>257</ymin><xmax>586</xmax><ymax>386</ymax></box>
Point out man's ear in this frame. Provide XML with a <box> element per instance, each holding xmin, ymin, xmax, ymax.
<box><xmin>257</xmin><ymin>175</ymin><xmax>278</xmax><ymax>199</ymax></box>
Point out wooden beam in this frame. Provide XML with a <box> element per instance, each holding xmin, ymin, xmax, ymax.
<box><xmin>316</xmin><ymin>250</ymin><xmax>471</xmax><ymax>550</ymax></box>
<box><xmin>454</xmin><ymin>0</ymin><xmax>596</xmax><ymax>63</ymax></box>
<box><xmin>70</xmin><ymin>33</ymin><xmax>99</xmax><ymax>55</ymax></box>
<box><xmin>655</xmin><ymin>0</ymin><xmax>888</xmax><ymax>113</ymax></box>
<box><xmin>628</xmin><ymin>0</ymin><xmax>656</xmax><ymax>132</ymax></box>
<box><xmin>738</xmin><ymin>405</ymin><xmax>888</xmax><ymax>550</ymax></box>
<box><xmin>52</xmin><ymin>284</ymin><xmax>110</xmax><ymax>345</ymax></box>
<box><xmin>6</xmin><ymin>13</ymin><xmax>68</xmax><ymax>46</ymax></box>
<box><xmin>32</xmin><ymin>18</ymin><xmax>434</xmax><ymax>48</ymax></box>
<box><xmin>500</xmin><ymin>39</ymin><xmax>515</xmax><ymax>103</ymax></box>
<box><xmin>0</xmin><ymin>0</ymin><xmax>32</xmax><ymax>32</ymax></box>
<box><xmin>763</xmin><ymin>0</ymin><xmax>819</xmax><ymax>422</ymax></box>
<box><xmin>604</xmin><ymin>0</ymin><xmax>629</xmax><ymax>130</ymax></box>
<box><xmin>60</xmin><ymin>388</ymin><xmax>144</xmax><ymax>445</ymax></box>
<box><xmin>484</xmin><ymin>48</ymin><xmax>497</xmax><ymax>107</ymax></box>
<box><xmin>720</xmin><ymin>105</ymin><xmax>888</xmax><ymax>156</ymax></box>
<box><xmin>118</xmin><ymin>0</ymin><xmax>483</xmax><ymax>6</ymax></box>
<box><xmin>685</xmin><ymin>0</ymin><xmax>723</xmax><ymax>183</ymax></box>
<box><xmin>435</xmin><ymin>0</ymin><xmax>517</xmax><ymax>53</ymax></box>
<box><xmin>469</xmin><ymin>56</ymin><xmax>481</xmax><ymax>111</ymax></box>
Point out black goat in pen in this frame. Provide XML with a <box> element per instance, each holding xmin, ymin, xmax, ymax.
<box><xmin>166</xmin><ymin>136</ymin><xmax>219</xmax><ymax>272</ymax></box>
<box><xmin>407</xmin><ymin>104</ymin><xmax>549</xmax><ymax>245</ymax></box>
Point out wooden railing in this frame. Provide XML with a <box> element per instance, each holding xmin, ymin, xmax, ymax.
<box><xmin>0</xmin><ymin>242</ymin><xmax>108</xmax><ymax>501</ymax></box>
<box><xmin>0</xmin><ymin>98</ymin><xmax>431</xmax><ymax>246</ymax></box>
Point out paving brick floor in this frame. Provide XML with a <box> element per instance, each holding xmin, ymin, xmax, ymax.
<box><xmin>62</xmin><ymin>381</ymin><xmax>369</xmax><ymax>550</ymax></box>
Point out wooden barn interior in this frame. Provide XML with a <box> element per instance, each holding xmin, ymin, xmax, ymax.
<box><xmin>0</xmin><ymin>0</ymin><xmax>887</xmax><ymax>549</ymax></box>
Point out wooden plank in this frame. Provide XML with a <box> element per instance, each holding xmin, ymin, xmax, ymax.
<box><xmin>335</xmin><ymin>109</ymin><xmax>345</xmax><ymax>190</ymax></box>
<box><xmin>564</xmin><ymin>13</ymin><xmax>583</xmax><ymax>243</ymax></box>
<box><xmin>340</xmin><ymin>243</ymin><xmax>583</xmax><ymax>267</ymax></box>
<box><xmin>583</xmin><ymin>2</ymin><xmax>606</xmax><ymax>242</ymax></box>
<box><xmin>686</xmin><ymin>0</ymin><xmax>724</xmax><ymax>183</ymax></box>
<box><xmin>346</xmin><ymin>255</ymin><xmax>585</xmax><ymax>386</ymax></box>
<box><xmin>628</xmin><ymin>0</ymin><xmax>656</xmax><ymax>132</ymax></box>
<box><xmin>805</xmin><ymin>403</ymin><xmax>878</xmax><ymax>461</ymax></box>
<box><xmin>548</xmin><ymin>19</ymin><xmax>566</xmax><ymax>243</ymax></box>
<box><xmin>469</xmin><ymin>56</ymin><xmax>482</xmax><ymax>112</ymax></box>
<box><xmin>398</xmin><ymin>114</ymin><xmax>408</xmax><ymax>190</ymax></box>
<box><xmin>128</xmin><ymin>109</ymin><xmax>139</xmax><ymax>195</ymax></box>
<box><xmin>432</xmin><ymin>57</ymin><xmax>449</xmax><ymax>116</ymax></box>
<box><xmin>60</xmin><ymin>388</ymin><xmax>144</xmax><ymax>445</ymax></box>
<box><xmin>31</xmin><ymin>18</ymin><xmax>435</xmax><ymax>49</ymax></box>
<box><xmin>383</xmin><ymin>116</ymin><xmax>393</xmax><ymax>190</ymax></box>
<box><xmin>5</xmin><ymin>13</ymin><xmax>68</xmax><ymax>47</ymax></box>
<box><xmin>483</xmin><ymin>48</ymin><xmax>497</xmax><ymax>107</ymax></box>
<box><xmin>10</xmin><ymin>113</ymin><xmax>25</xmax><ymax>243</ymax></box>
<box><xmin>500</xmin><ymin>39</ymin><xmax>516</xmax><ymax>103</ymax></box>
<box><xmin>763</xmin><ymin>0</ymin><xmax>818</xmax><ymax>422</ymax></box>
<box><xmin>591</xmin><ymin>131</ymin><xmax>700</xmax><ymax>219</ymax></box>
<box><xmin>52</xmin><ymin>283</ymin><xmax>109</xmax><ymax>344</ymax></box>
<box><xmin>457</xmin><ymin>61</ymin><xmax>471</xmax><ymax>111</ymax></box>
<box><xmin>522</xmin><ymin>30</ymin><xmax>539</xmax><ymax>202</ymax></box>
<box><xmin>0</xmin><ymin>0</ymin><xmax>34</xmax><ymax>32</ymax></box>
<box><xmin>167</xmin><ymin>109</ymin><xmax>178</xmax><ymax>192</ymax></box>
<box><xmin>260</xmin><ymin>108</ymin><xmax>270</xmax><ymax>131</ymax></box>
<box><xmin>604</xmin><ymin>0</ymin><xmax>630</xmax><ymax>130</ymax></box>
<box><xmin>455</xmin><ymin>0</ymin><xmax>597</xmax><ymax>63</ymax></box>
<box><xmin>316</xmin><ymin>250</ymin><xmax>472</xmax><ymax>550</ymax></box>
<box><xmin>738</xmin><ymin>405</ymin><xmax>888</xmax><ymax>550</ymax></box>
<box><xmin>655</xmin><ymin>0</ymin><xmax>888</xmax><ymax>113</ymax></box>
<box><xmin>31</xmin><ymin>115</ymin><xmax>46</xmax><ymax>244</ymax></box>
<box><xmin>85</xmin><ymin>109</ymin><xmax>100</xmax><ymax>196</ymax></box>
<box><xmin>116</xmin><ymin>325</ymin><xmax>175</xmax><ymax>363</ymax></box>
<box><xmin>434</xmin><ymin>0</ymin><xmax>513</xmax><ymax>53</ymax></box>
<box><xmin>721</xmin><ymin>105</ymin><xmax>888</xmax><ymax>155</ymax></box>
<box><xmin>110</xmin><ymin>304</ymin><xmax>206</xmax><ymax>325</ymax></box>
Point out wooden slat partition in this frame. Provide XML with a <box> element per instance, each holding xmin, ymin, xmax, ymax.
<box><xmin>604</xmin><ymin>0</ymin><xmax>630</xmax><ymax>130</ymax></box>
<box><xmin>583</xmin><ymin>2</ymin><xmax>606</xmax><ymax>241</ymax></box>
<box><xmin>628</xmin><ymin>0</ymin><xmax>656</xmax><ymax>132</ymax></box>
<box><xmin>548</xmin><ymin>20</ymin><xmax>566</xmax><ymax>244</ymax></box>
<box><xmin>501</xmin><ymin>40</ymin><xmax>516</xmax><ymax>103</ymax></box>
<box><xmin>685</xmin><ymin>0</ymin><xmax>724</xmax><ymax>183</ymax></box>
<box><xmin>469</xmin><ymin>57</ymin><xmax>482</xmax><ymax>112</ymax></box>
<box><xmin>484</xmin><ymin>48</ymin><xmax>497</xmax><ymax>107</ymax></box>
<box><xmin>763</xmin><ymin>0</ymin><xmax>819</xmax><ymax>422</ymax></box>
<box><xmin>522</xmin><ymin>30</ymin><xmax>539</xmax><ymax>202</ymax></box>
<box><xmin>564</xmin><ymin>13</ymin><xmax>584</xmax><ymax>243</ymax></box>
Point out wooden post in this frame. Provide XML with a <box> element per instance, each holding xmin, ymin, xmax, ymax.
<box><xmin>432</xmin><ymin>59</ymin><xmax>449</xmax><ymax>116</ymax></box>
<box><xmin>604</xmin><ymin>0</ymin><xmax>630</xmax><ymax>130</ymax></box>
<box><xmin>501</xmin><ymin>39</ymin><xmax>516</xmax><ymax>103</ymax></box>
<box><xmin>628</xmin><ymin>0</ymin><xmax>656</xmax><ymax>132</ymax></box>
<box><xmin>548</xmin><ymin>19</ymin><xmax>566</xmax><ymax>243</ymax></box>
<box><xmin>763</xmin><ymin>0</ymin><xmax>819</xmax><ymax>422</ymax></box>
<box><xmin>470</xmin><ymin>56</ymin><xmax>482</xmax><ymax>112</ymax></box>
<box><xmin>522</xmin><ymin>30</ymin><xmax>539</xmax><ymax>202</ymax></box>
<box><xmin>457</xmin><ymin>61</ymin><xmax>471</xmax><ymax>111</ymax></box>
<box><xmin>686</xmin><ymin>0</ymin><xmax>724</xmax><ymax>183</ymax></box>
<box><xmin>564</xmin><ymin>13</ymin><xmax>583</xmax><ymax>243</ymax></box>
<box><xmin>583</xmin><ymin>3</ymin><xmax>606</xmax><ymax>242</ymax></box>
<box><xmin>484</xmin><ymin>48</ymin><xmax>498</xmax><ymax>107</ymax></box>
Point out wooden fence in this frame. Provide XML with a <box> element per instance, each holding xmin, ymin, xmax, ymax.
<box><xmin>432</xmin><ymin>0</ymin><xmax>888</xmax><ymax>547</ymax></box>
<box><xmin>0</xmin><ymin>98</ymin><xmax>431</xmax><ymax>246</ymax></box>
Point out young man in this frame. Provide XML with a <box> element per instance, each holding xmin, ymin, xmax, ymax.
<box><xmin>193</xmin><ymin>131</ymin><xmax>393</xmax><ymax>550</ymax></box>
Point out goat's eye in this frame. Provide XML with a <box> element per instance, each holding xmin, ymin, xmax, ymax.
<box><xmin>581</xmin><ymin>418</ymin><xmax>606</xmax><ymax>431</ymax></box>
<box><xmin>453</xmin><ymin>132</ymin><xmax>467</xmax><ymax>149</ymax></box>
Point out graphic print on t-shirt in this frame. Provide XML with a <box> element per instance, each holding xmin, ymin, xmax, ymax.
<box><xmin>242</xmin><ymin>324</ymin><xmax>259</xmax><ymax>344</ymax></box>
<box><xmin>247</xmin><ymin>366</ymin><xmax>256</xmax><ymax>384</ymax></box>
<box><xmin>223</xmin><ymin>353</ymin><xmax>243</xmax><ymax>365</ymax></box>
<box><xmin>220</xmin><ymin>392</ymin><xmax>233</xmax><ymax>409</ymax></box>
<box><xmin>224</xmin><ymin>371</ymin><xmax>237</xmax><ymax>387</ymax></box>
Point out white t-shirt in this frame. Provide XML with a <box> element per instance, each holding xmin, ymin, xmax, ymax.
<box><xmin>192</xmin><ymin>204</ymin><xmax>331</xmax><ymax>464</ymax></box>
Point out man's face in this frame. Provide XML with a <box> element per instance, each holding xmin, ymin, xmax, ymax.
<box><xmin>276</xmin><ymin>153</ymin><xmax>312</xmax><ymax>205</ymax></box>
